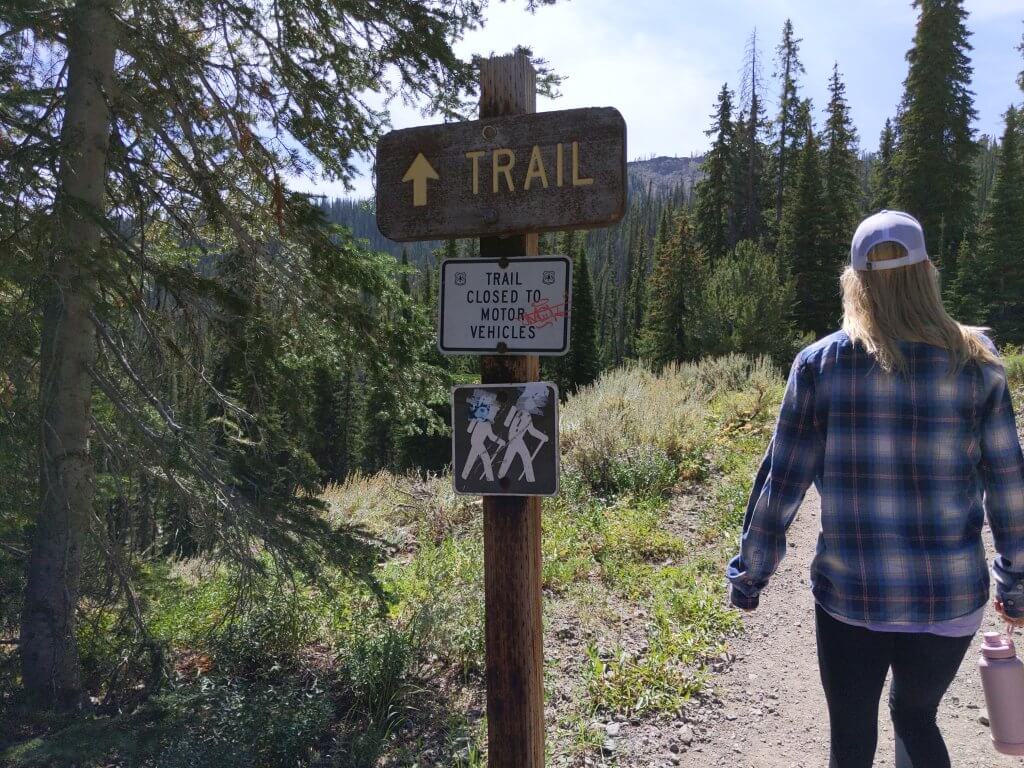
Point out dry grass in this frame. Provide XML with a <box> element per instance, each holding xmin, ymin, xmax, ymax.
<box><xmin>322</xmin><ymin>471</ymin><xmax>480</xmax><ymax>554</ymax></box>
<box><xmin>560</xmin><ymin>355</ymin><xmax>779</xmax><ymax>495</ymax></box>
<box><xmin>321</xmin><ymin>471</ymin><xmax>408</xmax><ymax>530</ymax></box>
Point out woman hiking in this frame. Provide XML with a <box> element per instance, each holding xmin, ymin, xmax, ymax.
<box><xmin>726</xmin><ymin>210</ymin><xmax>1024</xmax><ymax>767</ymax></box>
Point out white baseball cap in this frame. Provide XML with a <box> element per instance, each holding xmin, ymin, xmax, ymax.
<box><xmin>850</xmin><ymin>210</ymin><xmax>930</xmax><ymax>271</ymax></box>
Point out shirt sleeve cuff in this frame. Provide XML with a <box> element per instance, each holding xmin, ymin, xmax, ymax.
<box><xmin>726</xmin><ymin>553</ymin><xmax>766</xmax><ymax>607</ymax></box>
<box><xmin>994</xmin><ymin>556</ymin><xmax>1024</xmax><ymax>619</ymax></box>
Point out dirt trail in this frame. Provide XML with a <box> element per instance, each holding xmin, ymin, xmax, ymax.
<box><xmin>685</xmin><ymin>486</ymin><xmax>1024</xmax><ymax>768</ymax></box>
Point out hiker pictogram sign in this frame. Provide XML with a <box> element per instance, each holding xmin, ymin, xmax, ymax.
<box><xmin>439</xmin><ymin>256</ymin><xmax>571</xmax><ymax>355</ymax></box>
<box><xmin>375</xmin><ymin>107</ymin><xmax>627</xmax><ymax>241</ymax></box>
<box><xmin>452</xmin><ymin>383</ymin><xmax>559</xmax><ymax>496</ymax></box>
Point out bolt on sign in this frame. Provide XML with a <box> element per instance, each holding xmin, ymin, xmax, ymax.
<box><xmin>452</xmin><ymin>383</ymin><xmax>560</xmax><ymax>497</ymax></box>
<box><xmin>439</xmin><ymin>256</ymin><xmax>571</xmax><ymax>355</ymax></box>
<box><xmin>375</xmin><ymin>107</ymin><xmax>626</xmax><ymax>242</ymax></box>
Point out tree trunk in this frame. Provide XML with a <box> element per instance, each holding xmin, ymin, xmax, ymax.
<box><xmin>20</xmin><ymin>0</ymin><xmax>115</xmax><ymax>710</ymax></box>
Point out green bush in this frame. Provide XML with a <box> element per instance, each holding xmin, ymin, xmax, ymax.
<box><xmin>607</xmin><ymin>446</ymin><xmax>678</xmax><ymax>499</ymax></box>
<box><xmin>387</xmin><ymin>536</ymin><xmax>485</xmax><ymax>677</ymax></box>
<box><xmin>583</xmin><ymin>639</ymin><xmax>702</xmax><ymax>718</ymax></box>
<box><xmin>345</xmin><ymin>627</ymin><xmax>413</xmax><ymax>733</ymax></box>
<box><xmin>337</xmin><ymin>626</ymin><xmax>416</xmax><ymax>768</ymax></box>
<box><xmin>541</xmin><ymin>492</ymin><xmax>605</xmax><ymax>591</ymax></box>
<box><xmin>1005</xmin><ymin>354</ymin><xmax>1023</xmax><ymax>391</ymax></box>
<box><xmin>561</xmin><ymin>356</ymin><xmax>780</xmax><ymax>499</ymax></box>
<box><xmin>211</xmin><ymin>586</ymin><xmax>320</xmax><ymax>673</ymax></box>
<box><xmin>154</xmin><ymin>676</ymin><xmax>333</xmax><ymax>768</ymax></box>
<box><xmin>702</xmin><ymin>241</ymin><xmax>800</xmax><ymax>365</ymax></box>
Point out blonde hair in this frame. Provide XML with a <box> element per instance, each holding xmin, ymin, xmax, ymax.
<box><xmin>840</xmin><ymin>241</ymin><xmax>1000</xmax><ymax>374</ymax></box>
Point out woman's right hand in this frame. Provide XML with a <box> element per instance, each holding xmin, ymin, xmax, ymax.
<box><xmin>994</xmin><ymin>598</ymin><xmax>1024</xmax><ymax>628</ymax></box>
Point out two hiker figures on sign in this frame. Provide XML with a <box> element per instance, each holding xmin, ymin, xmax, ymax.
<box><xmin>461</xmin><ymin>384</ymin><xmax>550</xmax><ymax>483</ymax></box>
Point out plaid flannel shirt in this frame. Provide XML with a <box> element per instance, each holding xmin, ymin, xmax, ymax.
<box><xmin>727</xmin><ymin>331</ymin><xmax>1024</xmax><ymax>623</ymax></box>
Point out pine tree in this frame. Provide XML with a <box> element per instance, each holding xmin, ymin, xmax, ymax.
<box><xmin>772</xmin><ymin>19</ymin><xmax>805</xmax><ymax>228</ymax></box>
<box><xmin>543</xmin><ymin>231</ymin><xmax>577</xmax><ymax>389</ymax></box>
<box><xmin>640</xmin><ymin>210</ymin><xmax>706</xmax><ymax>366</ymax></box>
<box><xmin>362</xmin><ymin>368</ymin><xmax>395</xmax><ymax>472</ymax></box>
<box><xmin>595</xmin><ymin>246</ymin><xmax>615</xmax><ymax>365</ymax></box>
<box><xmin>694</xmin><ymin>83</ymin><xmax>737</xmax><ymax>261</ymax></box>
<box><xmin>821</xmin><ymin>64</ymin><xmax>861</xmax><ymax>271</ymax></box>
<box><xmin>1019</xmin><ymin>30</ymin><xmax>1024</xmax><ymax>92</ymax></box>
<box><xmin>9</xmin><ymin>0</ymin><xmax>510</xmax><ymax>706</ymax></box>
<box><xmin>778</xmin><ymin>105</ymin><xmax>832</xmax><ymax>337</ymax></box>
<box><xmin>566</xmin><ymin>247</ymin><xmax>600</xmax><ymax>392</ymax></box>
<box><xmin>399</xmin><ymin>249</ymin><xmax>412</xmax><ymax>297</ymax></box>
<box><xmin>421</xmin><ymin>259</ymin><xmax>435</xmax><ymax>307</ymax></box>
<box><xmin>950</xmin><ymin>236</ymin><xmax>989</xmax><ymax>324</ymax></box>
<box><xmin>703</xmin><ymin>240</ymin><xmax>798</xmax><ymax>364</ymax></box>
<box><xmin>624</xmin><ymin>236</ymin><xmax>649</xmax><ymax>359</ymax></box>
<box><xmin>870</xmin><ymin>119</ymin><xmax>898</xmax><ymax>210</ymax></box>
<box><xmin>974</xmin><ymin>135</ymin><xmax>1000</xmax><ymax>222</ymax></box>
<box><xmin>975</xmin><ymin>105</ymin><xmax>1024</xmax><ymax>342</ymax></box>
<box><xmin>734</xmin><ymin>29</ymin><xmax>771</xmax><ymax>244</ymax></box>
<box><xmin>895</xmin><ymin>0</ymin><xmax>979</xmax><ymax>272</ymax></box>
<box><xmin>310</xmin><ymin>365</ymin><xmax>366</xmax><ymax>482</ymax></box>
<box><xmin>338</xmin><ymin>368</ymin><xmax>367</xmax><ymax>479</ymax></box>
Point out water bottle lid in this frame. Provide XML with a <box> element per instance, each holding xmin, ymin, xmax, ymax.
<box><xmin>983</xmin><ymin>631</ymin><xmax>1017</xmax><ymax>659</ymax></box>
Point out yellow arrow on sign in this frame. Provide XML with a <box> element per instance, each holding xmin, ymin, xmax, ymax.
<box><xmin>402</xmin><ymin>153</ymin><xmax>439</xmax><ymax>207</ymax></box>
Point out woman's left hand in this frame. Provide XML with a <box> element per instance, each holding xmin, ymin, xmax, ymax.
<box><xmin>994</xmin><ymin>598</ymin><xmax>1024</xmax><ymax>628</ymax></box>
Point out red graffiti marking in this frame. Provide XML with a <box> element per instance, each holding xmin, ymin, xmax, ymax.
<box><xmin>522</xmin><ymin>298</ymin><xmax>567</xmax><ymax>328</ymax></box>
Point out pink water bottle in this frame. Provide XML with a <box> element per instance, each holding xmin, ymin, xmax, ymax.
<box><xmin>979</xmin><ymin>631</ymin><xmax>1024</xmax><ymax>755</ymax></box>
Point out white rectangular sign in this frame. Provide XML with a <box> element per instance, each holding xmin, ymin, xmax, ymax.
<box><xmin>439</xmin><ymin>256</ymin><xmax>571</xmax><ymax>355</ymax></box>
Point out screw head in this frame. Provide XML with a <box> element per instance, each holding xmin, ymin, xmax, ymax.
<box><xmin>496</xmin><ymin>341</ymin><xmax>508</xmax><ymax>354</ymax></box>
<box><xmin>483</xmin><ymin>208</ymin><xmax>498</xmax><ymax>224</ymax></box>
<box><xmin>482</xmin><ymin>125</ymin><xmax>497</xmax><ymax>140</ymax></box>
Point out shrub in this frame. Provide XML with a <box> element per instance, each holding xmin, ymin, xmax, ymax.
<box><xmin>345</xmin><ymin>626</ymin><xmax>414</xmax><ymax>730</ymax></box>
<box><xmin>154</xmin><ymin>676</ymin><xmax>333</xmax><ymax>768</ymax></box>
<box><xmin>337</xmin><ymin>626</ymin><xmax>416</xmax><ymax>768</ymax></box>
<box><xmin>322</xmin><ymin>471</ymin><xmax>408</xmax><ymax>534</ymax></box>
<box><xmin>583</xmin><ymin>639</ymin><xmax>702</xmax><ymax>718</ymax></box>
<box><xmin>561</xmin><ymin>356</ymin><xmax>780</xmax><ymax>498</ymax></box>
<box><xmin>607</xmin><ymin>446</ymin><xmax>678</xmax><ymax>499</ymax></box>
<box><xmin>702</xmin><ymin>241</ymin><xmax>800</xmax><ymax>365</ymax></box>
<box><xmin>1005</xmin><ymin>354</ymin><xmax>1023</xmax><ymax>391</ymax></box>
<box><xmin>387</xmin><ymin>536</ymin><xmax>485</xmax><ymax>677</ymax></box>
<box><xmin>211</xmin><ymin>585</ymin><xmax>320</xmax><ymax>673</ymax></box>
<box><xmin>541</xmin><ymin>493</ymin><xmax>605</xmax><ymax>591</ymax></box>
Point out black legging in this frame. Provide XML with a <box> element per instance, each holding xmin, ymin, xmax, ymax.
<box><xmin>815</xmin><ymin>604</ymin><xmax>973</xmax><ymax>768</ymax></box>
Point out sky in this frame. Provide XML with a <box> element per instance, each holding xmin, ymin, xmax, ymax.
<box><xmin>294</xmin><ymin>0</ymin><xmax>1024</xmax><ymax>200</ymax></box>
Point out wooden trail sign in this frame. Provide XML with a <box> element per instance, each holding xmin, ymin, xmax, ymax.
<box><xmin>375</xmin><ymin>106</ymin><xmax>626</xmax><ymax>241</ymax></box>
<box><xmin>374</xmin><ymin>49</ymin><xmax>626</xmax><ymax>768</ymax></box>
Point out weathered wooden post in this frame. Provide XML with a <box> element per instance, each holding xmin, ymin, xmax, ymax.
<box><xmin>477</xmin><ymin>51</ymin><xmax>545</xmax><ymax>768</ymax></box>
<box><xmin>374</xmin><ymin>48</ymin><xmax>626</xmax><ymax>765</ymax></box>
